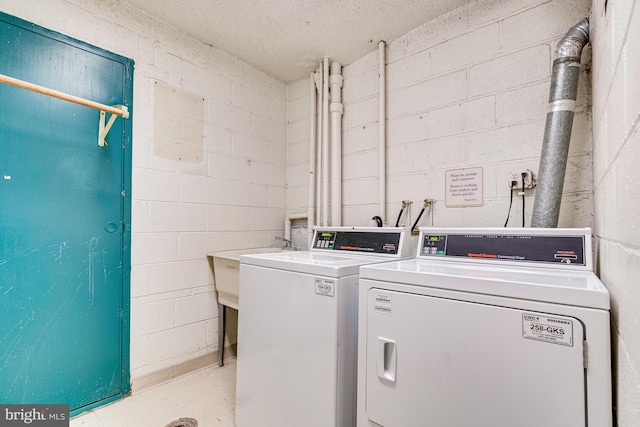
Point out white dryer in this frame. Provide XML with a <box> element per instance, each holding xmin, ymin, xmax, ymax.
<box><xmin>357</xmin><ymin>227</ymin><xmax>612</xmax><ymax>427</ymax></box>
<box><xmin>236</xmin><ymin>227</ymin><xmax>414</xmax><ymax>427</ymax></box>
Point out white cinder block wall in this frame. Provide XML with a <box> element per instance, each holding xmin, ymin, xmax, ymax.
<box><xmin>288</xmin><ymin>0</ymin><xmax>593</xmax><ymax>230</ymax></box>
<box><xmin>0</xmin><ymin>0</ymin><xmax>287</xmax><ymax>383</ymax></box>
<box><xmin>591</xmin><ymin>0</ymin><xmax>640</xmax><ymax>425</ymax></box>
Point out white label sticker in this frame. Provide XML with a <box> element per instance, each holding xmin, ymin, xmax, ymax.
<box><xmin>374</xmin><ymin>293</ymin><xmax>392</xmax><ymax>315</ymax></box>
<box><xmin>314</xmin><ymin>279</ymin><xmax>335</xmax><ymax>297</ymax></box>
<box><xmin>522</xmin><ymin>313</ymin><xmax>574</xmax><ymax>346</ymax></box>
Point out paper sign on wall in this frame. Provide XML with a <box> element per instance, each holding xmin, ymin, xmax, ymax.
<box><xmin>445</xmin><ymin>167</ymin><xmax>484</xmax><ymax>207</ymax></box>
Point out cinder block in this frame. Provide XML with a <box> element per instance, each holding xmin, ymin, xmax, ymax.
<box><xmin>387</xmin><ymin>49</ymin><xmax>432</xmax><ymax>91</ymax></box>
<box><xmin>253</xmin><ymin>115</ymin><xmax>286</xmax><ymax>144</ymax></box>
<box><xmin>207</xmin><ymin>206</ymin><xmax>251</xmax><ymax>232</ymax></box>
<box><xmin>343</xmin><ymin>178</ymin><xmax>379</xmax><ymax>206</ymax></box>
<box><xmin>427</xmin><ymin>104</ymin><xmax>464</xmax><ymax>139</ymax></box>
<box><xmin>149</xmin><ymin>202</ymin><xmax>207</xmax><ymax>232</ymax></box>
<box><xmin>431</xmin><ymin>24</ymin><xmax>500</xmax><ymax>75</ymax></box>
<box><xmin>288</xmin><ymin>78</ymin><xmax>310</xmax><ymax>101</ymax></box>
<box><xmin>464</xmin><ymin>96</ymin><xmax>496</xmax><ymax>132</ymax></box>
<box><xmin>131</xmin><ymin>300</ymin><xmax>176</xmax><ymax>337</ymax></box>
<box><xmin>133</xmin><ymin>168</ymin><xmax>180</xmax><ymax>202</ymax></box>
<box><xmin>344</xmin><ymin>122</ymin><xmax>379</xmax><ymax>155</ymax></box>
<box><xmin>233</xmin><ymin>84</ymin><xmax>270</xmax><ymax>118</ymax></box>
<box><xmin>343</xmin><ymin>96</ymin><xmax>379</xmax><ymax>129</ymax></box>
<box><xmin>405</xmin><ymin>136</ymin><xmax>467</xmax><ymax>172</ymax></box>
<box><xmin>175</xmin><ymin>293</ymin><xmax>217</xmax><ymax>326</ymax></box>
<box><xmin>132</xmin><ymin>232</ymin><xmax>179</xmax><ymax>265</ymax></box>
<box><xmin>131</xmin><ymin>265</ymin><xmax>150</xmax><ymax>298</ymax></box>
<box><xmin>227</xmin><ymin>230</ymin><xmax>271</xmax><ymax>250</ymax></box>
<box><xmin>230</xmin><ymin>181</ymin><xmax>270</xmax><ymax>207</ymax></box>
<box><xmin>207</xmin><ymin>98</ymin><xmax>252</xmax><ymax>134</ymax></box>
<box><xmin>468</xmin><ymin>120</ymin><xmax>545</xmax><ymax>164</ymax></box>
<box><xmin>253</xmin><ymin>161</ymin><xmax>286</xmax><ymax>187</ymax></box>
<box><xmin>287</xmin><ymin>93</ymin><xmax>311</xmax><ymax>123</ymax></box>
<box><xmin>497</xmin><ymin>82</ymin><xmax>548</xmax><ymax>125</ymax></box>
<box><xmin>149</xmin><ymin>259</ymin><xmax>208</xmax><ymax>294</ymax></box>
<box><xmin>406</xmin><ymin>70</ymin><xmax>467</xmax><ymax>114</ymax></box>
<box><xmin>148</xmin><ymin>322</ymin><xmax>208</xmax><ymax>364</ymax></box>
<box><xmin>132</xmin><ymin>201</ymin><xmax>150</xmax><ymax>233</ymax></box>
<box><xmin>231</xmin><ymin>133</ymin><xmax>271</xmax><ymax>161</ymax></box>
<box><xmin>203</xmin><ymin>123</ymin><xmax>232</xmax><ymax>154</ymax></box>
<box><xmin>251</xmin><ymin>207</ymin><xmax>286</xmax><ymax>231</ymax></box>
<box><xmin>287</xmin><ymin>119</ymin><xmax>309</xmax><ymax>145</ymax></box>
<box><xmin>501</xmin><ymin>0</ymin><xmax>590</xmax><ymax>53</ymax></box>
<box><xmin>207</xmin><ymin>152</ymin><xmax>252</xmax><ymax>182</ymax></box>
<box><xmin>343</xmin><ymin>69</ymin><xmax>379</xmax><ymax>103</ymax></box>
<box><xmin>287</xmin><ymin>140</ymin><xmax>310</xmax><ymax>166</ymax></box>
<box><xmin>387</xmin><ymin>114</ymin><xmax>429</xmax><ymax>145</ymax></box>
<box><xmin>179</xmin><ymin>232</ymin><xmax>229</xmax><ymax>260</ymax></box>
<box><xmin>286</xmin><ymin>163</ymin><xmax>309</xmax><ymax>187</ymax></box>
<box><xmin>180</xmin><ymin>174</ymin><xmax>230</xmax><ymax>205</ymax></box>
<box><xmin>405</xmin><ymin>8</ymin><xmax>469</xmax><ymax>55</ymax></box>
<box><xmin>469</xmin><ymin>45</ymin><xmax>551</xmax><ymax>98</ymax></box>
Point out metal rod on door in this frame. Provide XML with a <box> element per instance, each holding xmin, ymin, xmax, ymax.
<box><xmin>0</xmin><ymin>72</ymin><xmax>129</xmax><ymax>147</ymax></box>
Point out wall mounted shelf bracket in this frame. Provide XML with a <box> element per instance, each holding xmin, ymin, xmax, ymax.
<box><xmin>99</xmin><ymin>105</ymin><xmax>128</xmax><ymax>147</ymax></box>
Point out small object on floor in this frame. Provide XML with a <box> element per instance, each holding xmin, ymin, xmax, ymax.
<box><xmin>164</xmin><ymin>418</ymin><xmax>198</xmax><ymax>427</ymax></box>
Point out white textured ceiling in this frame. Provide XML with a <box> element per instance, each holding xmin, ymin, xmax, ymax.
<box><xmin>123</xmin><ymin>0</ymin><xmax>473</xmax><ymax>82</ymax></box>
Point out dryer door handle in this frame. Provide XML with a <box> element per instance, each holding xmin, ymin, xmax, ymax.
<box><xmin>377</xmin><ymin>337</ymin><xmax>397</xmax><ymax>382</ymax></box>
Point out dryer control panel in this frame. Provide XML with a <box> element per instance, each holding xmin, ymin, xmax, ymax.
<box><xmin>419</xmin><ymin>230</ymin><xmax>586</xmax><ymax>266</ymax></box>
<box><xmin>312</xmin><ymin>227</ymin><xmax>405</xmax><ymax>255</ymax></box>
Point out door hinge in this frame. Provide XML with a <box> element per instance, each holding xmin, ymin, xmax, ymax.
<box><xmin>583</xmin><ymin>340</ymin><xmax>588</xmax><ymax>370</ymax></box>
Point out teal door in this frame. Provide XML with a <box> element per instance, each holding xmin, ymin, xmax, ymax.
<box><xmin>0</xmin><ymin>14</ymin><xmax>132</xmax><ymax>414</ymax></box>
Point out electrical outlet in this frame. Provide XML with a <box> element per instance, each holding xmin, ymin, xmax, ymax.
<box><xmin>508</xmin><ymin>169</ymin><xmax>536</xmax><ymax>189</ymax></box>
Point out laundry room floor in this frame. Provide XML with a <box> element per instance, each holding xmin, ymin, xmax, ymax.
<box><xmin>70</xmin><ymin>358</ymin><xmax>237</xmax><ymax>426</ymax></box>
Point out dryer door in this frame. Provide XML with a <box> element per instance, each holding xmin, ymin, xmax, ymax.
<box><xmin>365</xmin><ymin>288</ymin><xmax>587</xmax><ymax>427</ymax></box>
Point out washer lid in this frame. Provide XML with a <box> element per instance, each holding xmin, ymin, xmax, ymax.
<box><xmin>241</xmin><ymin>250</ymin><xmax>397</xmax><ymax>277</ymax></box>
<box><xmin>359</xmin><ymin>259</ymin><xmax>610</xmax><ymax>310</ymax></box>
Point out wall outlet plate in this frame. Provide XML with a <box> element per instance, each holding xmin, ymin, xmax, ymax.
<box><xmin>508</xmin><ymin>169</ymin><xmax>536</xmax><ymax>189</ymax></box>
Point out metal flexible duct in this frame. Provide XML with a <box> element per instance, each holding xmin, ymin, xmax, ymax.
<box><xmin>531</xmin><ymin>18</ymin><xmax>590</xmax><ymax>228</ymax></box>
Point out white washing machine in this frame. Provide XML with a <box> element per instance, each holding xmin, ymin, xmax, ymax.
<box><xmin>236</xmin><ymin>227</ymin><xmax>414</xmax><ymax>427</ymax></box>
<box><xmin>357</xmin><ymin>227</ymin><xmax>612</xmax><ymax>427</ymax></box>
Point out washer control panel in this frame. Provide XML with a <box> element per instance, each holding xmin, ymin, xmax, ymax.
<box><xmin>420</xmin><ymin>231</ymin><xmax>586</xmax><ymax>266</ymax></box>
<box><xmin>312</xmin><ymin>228</ymin><xmax>403</xmax><ymax>255</ymax></box>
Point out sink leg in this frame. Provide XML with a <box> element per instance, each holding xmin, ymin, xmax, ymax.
<box><xmin>218</xmin><ymin>302</ymin><xmax>226</xmax><ymax>367</ymax></box>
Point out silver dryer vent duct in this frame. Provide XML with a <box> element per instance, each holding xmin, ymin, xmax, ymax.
<box><xmin>531</xmin><ymin>18</ymin><xmax>590</xmax><ymax>228</ymax></box>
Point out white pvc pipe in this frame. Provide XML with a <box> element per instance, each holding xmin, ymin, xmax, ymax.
<box><xmin>308</xmin><ymin>71</ymin><xmax>317</xmax><ymax>248</ymax></box>
<box><xmin>378</xmin><ymin>41</ymin><xmax>387</xmax><ymax>224</ymax></box>
<box><xmin>316</xmin><ymin>64</ymin><xmax>323</xmax><ymax>226</ymax></box>
<box><xmin>329</xmin><ymin>62</ymin><xmax>343</xmax><ymax>226</ymax></box>
<box><xmin>322</xmin><ymin>57</ymin><xmax>330</xmax><ymax>226</ymax></box>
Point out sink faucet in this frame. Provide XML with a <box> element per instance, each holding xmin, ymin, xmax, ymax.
<box><xmin>274</xmin><ymin>236</ymin><xmax>297</xmax><ymax>250</ymax></box>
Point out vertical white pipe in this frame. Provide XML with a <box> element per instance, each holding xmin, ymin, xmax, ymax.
<box><xmin>378</xmin><ymin>41</ymin><xmax>387</xmax><ymax>224</ymax></box>
<box><xmin>308</xmin><ymin>72</ymin><xmax>317</xmax><ymax>248</ymax></box>
<box><xmin>316</xmin><ymin>64</ymin><xmax>323</xmax><ymax>226</ymax></box>
<box><xmin>329</xmin><ymin>62</ymin><xmax>343</xmax><ymax>226</ymax></box>
<box><xmin>322</xmin><ymin>57</ymin><xmax>330</xmax><ymax>226</ymax></box>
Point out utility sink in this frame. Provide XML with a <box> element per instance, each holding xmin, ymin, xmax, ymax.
<box><xmin>208</xmin><ymin>248</ymin><xmax>286</xmax><ymax>310</ymax></box>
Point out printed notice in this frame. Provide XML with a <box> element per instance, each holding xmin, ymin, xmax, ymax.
<box><xmin>445</xmin><ymin>167</ymin><xmax>484</xmax><ymax>207</ymax></box>
<box><xmin>374</xmin><ymin>293</ymin><xmax>392</xmax><ymax>314</ymax></box>
<box><xmin>522</xmin><ymin>313</ymin><xmax>574</xmax><ymax>346</ymax></box>
<box><xmin>314</xmin><ymin>278</ymin><xmax>335</xmax><ymax>297</ymax></box>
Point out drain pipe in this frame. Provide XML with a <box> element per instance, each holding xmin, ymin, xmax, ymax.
<box><xmin>330</xmin><ymin>62</ymin><xmax>343</xmax><ymax>226</ymax></box>
<box><xmin>315</xmin><ymin>66</ymin><xmax>323</xmax><ymax>228</ymax></box>
<box><xmin>378</xmin><ymin>41</ymin><xmax>387</xmax><ymax>224</ymax></box>
<box><xmin>322</xmin><ymin>57</ymin><xmax>330</xmax><ymax>226</ymax></box>
<box><xmin>308</xmin><ymin>71</ymin><xmax>317</xmax><ymax>248</ymax></box>
<box><xmin>531</xmin><ymin>19</ymin><xmax>589</xmax><ymax>228</ymax></box>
